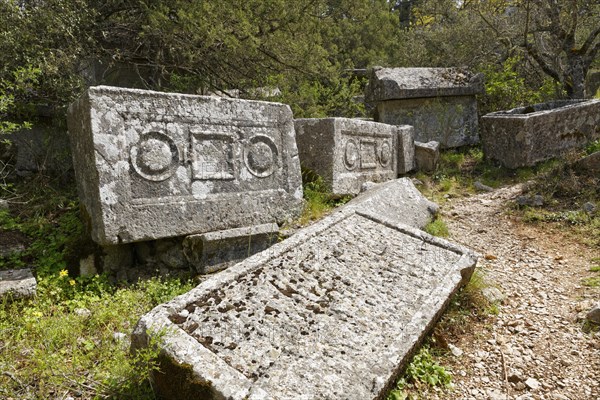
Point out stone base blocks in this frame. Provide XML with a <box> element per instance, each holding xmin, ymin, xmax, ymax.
<box><xmin>481</xmin><ymin>99</ymin><xmax>600</xmax><ymax>168</ymax></box>
<box><xmin>67</xmin><ymin>86</ymin><xmax>303</xmax><ymax>246</ymax></box>
<box><xmin>294</xmin><ymin>118</ymin><xmax>414</xmax><ymax>195</ymax></box>
<box><xmin>132</xmin><ymin>178</ymin><xmax>478</xmax><ymax>400</ymax></box>
<box><xmin>366</xmin><ymin>67</ymin><xmax>484</xmax><ymax>148</ymax></box>
<box><xmin>183</xmin><ymin>223</ymin><xmax>279</xmax><ymax>274</ymax></box>
<box><xmin>0</xmin><ymin>269</ymin><xmax>37</xmax><ymax>300</ymax></box>
<box><xmin>414</xmin><ymin>141</ymin><xmax>440</xmax><ymax>173</ymax></box>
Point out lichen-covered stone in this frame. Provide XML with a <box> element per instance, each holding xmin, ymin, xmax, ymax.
<box><xmin>481</xmin><ymin>100</ymin><xmax>600</xmax><ymax>168</ymax></box>
<box><xmin>132</xmin><ymin>179</ymin><xmax>476</xmax><ymax>399</ymax></box>
<box><xmin>183</xmin><ymin>223</ymin><xmax>279</xmax><ymax>274</ymax></box>
<box><xmin>0</xmin><ymin>269</ymin><xmax>36</xmax><ymax>300</ymax></box>
<box><xmin>294</xmin><ymin>118</ymin><xmax>410</xmax><ymax>195</ymax></box>
<box><xmin>414</xmin><ymin>141</ymin><xmax>440</xmax><ymax>173</ymax></box>
<box><xmin>346</xmin><ymin>177</ymin><xmax>438</xmax><ymax>229</ymax></box>
<box><xmin>365</xmin><ymin>67</ymin><xmax>483</xmax><ymax>101</ymax></box>
<box><xmin>365</xmin><ymin>67</ymin><xmax>483</xmax><ymax>148</ymax></box>
<box><xmin>67</xmin><ymin>86</ymin><xmax>303</xmax><ymax>245</ymax></box>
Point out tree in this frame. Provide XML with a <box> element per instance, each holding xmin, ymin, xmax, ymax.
<box><xmin>521</xmin><ymin>0</ymin><xmax>600</xmax><ymax>98</ymax></box>
<box><xmin>471</xmin><ymin>0</ymin><xmax>600</xmax><ymax>98</ymax></box>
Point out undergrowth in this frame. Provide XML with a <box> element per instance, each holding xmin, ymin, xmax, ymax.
<box><xmin>0</xmin><ymin>177</ymin><xmax>194</xmax><ymax>399</ymax></box>
<box><xmin>414</xmin><ymin>146</ymin><xmax>560</xmax><ymax>204</ymax></box>
<box><xmin>387</xmin><ymin>269</ymin><xmax>498</xmax><ymax>399</ymax></box>
<box><xmin>515</xmin><ymin>149</ymin><xmax>600</xmax><ymax>249</ymax></box>
<box><xmin>415</xmin><ymin>144</ymin><xmax>599</xmax><ymax>250</ymax></box>
<box><xmin>298</xmin><ymin>168</ymin><xmax>351</xmax><ymax>225</ymax></box>
<box><xmin>424</xmin><ymin>218</ymin><xmax>449</xmax><ymax>238</ymax></box>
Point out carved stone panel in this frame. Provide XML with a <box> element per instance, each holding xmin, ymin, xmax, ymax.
<box><xmin>67</xmin><ymin>86</ymin><xmax>303</xmax><ymax>245</ymax></box>
<box><xmin>295</xmin><ymin>118</ymin><xmax>409</xmax><ymax>195</ymax></box>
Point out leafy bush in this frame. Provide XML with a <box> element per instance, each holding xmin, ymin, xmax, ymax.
<box><xmin>479</xmin><ymin>56</ymin><xmax>561</xmax><ymax>114</ymax></box>
<box><xmin>387</xmin><ymin>346</ymin><xmax>452</xmax><ymax>399</ymax></box>
<box><xmin>424</xmin><ymin>218</ymin><xmax>449</xmax><ymax>237</ymax></box>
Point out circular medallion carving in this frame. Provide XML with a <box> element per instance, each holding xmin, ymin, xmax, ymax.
<box><xmin>379</xmin><ymin>140</ymin><xmax>392</xmax><ymax>167</ymax></box>
<box><xmin>130</xmin><ymin>132</ymin><xmax>179</xmax><ymax>181</ymax></box>
<box><xmin>244</xmin><ymin>135</ymin><xmax>277</xmax><ymax>178</ymax></box>
<box><xmin>344</xmin><ymin>139</ymin><xmax>359</xmax><ymax>170</ymax></box>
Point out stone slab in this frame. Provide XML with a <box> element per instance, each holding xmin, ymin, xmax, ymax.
<box><xmin>574</xmin><ymin>151</ymin><xmax>600</xmax><ymax>174</ymax></box>
<box><xmin>67</xmin><ymin>86</ymin><xmax>303</xmax><ymax>245</ymax></box>
<box><xmin>132</xmin><ymin>191</ymin><xmax>477</xmax><ymax>399</ymax></box>
<box><xmin>0</xmin><ymin>269</ymin><xmax>37</xmax><ymax>300</ymax></box>
<box><xmin>183</xmin><ymin>223</ymin><xmax>280</xmax><ymax>274</ymax></box>
<box><xmin>346</xmin><ymin>177</ymin><xmax>438</xmax><ymax>229</ymax></box>
<box><xmin>365</xmin><ymin>67</ymin><xmax>484</xmax><ymax>102</ymax></box>
<box><xmin>374</xmin><ymin>95</ymin><xmax>480</xmax><ymax>148</ymax></box>
<box><xmin>396</xmin><ymin>125</ymin><xmax>415</xmax><ymax>175</ymax></box>
<box><xmin>294</xmin><ymin>118</ymin><xmax>404</xmax><ymax>195</ymax></box>
<box><xmin>414</xmin><ymin>141</ymin><xmax>440</xmax><ymax>173</ymax></box>
<box><xmin>481</xmin><ymin>99</ymin><xmax>600</xmax><ymax>168</ymax></box>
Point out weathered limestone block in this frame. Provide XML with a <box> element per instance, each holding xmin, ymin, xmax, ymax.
<box><xmin>414</xmin><ymin>141</ymin><xmax>440</xmax><ymax>173</ymax></box>
<box><xmin>365</xmin><ymin>67</ymin><xmax>483</xmax><ymax>148</ymax></box>
<box><xmin>397</xmin><ymin>125</ymin><xmax>416</xmax><ymax>175</ymax></box>
<box><xmin>67</xmin><ymin>86</ymin><xmax>303</xmax><ymax>245</ymax></box>
<box><xmin>132</xmin><ymin>178</ymin><xmax>477</xmax><ymax>400</ymax></box>
<box><xmin>0</xmin><ymin>269</ymin><xmax>37</xmax><ymax>300</ymax></box>
<box><xmin>574</xmin><ymin>151</ymin><xmax>600</xmax><ymax>174</ymax></box>
<box><xmin>294</xmin><ymin>118</ymin><xmax>413</xmax><ymax>195</ymax></box>
<box><xmin>346</xmin><ymin>177</ymin><xmax>438</xmax><ymax>229</ymax></box>
<box><xmin>481</xmin><ymin>100</ymin><xmax>600</xmax><ymax>169</ymax></box>
<box><xmin>183</xmin><ymin>223</ymin><xmax>279</xmax><ymax>274</ymax></box>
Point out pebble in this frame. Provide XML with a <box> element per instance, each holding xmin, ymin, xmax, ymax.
<box><xmin>525</xmin><ymin>377</ymin><xmax>541</xmax><ymax>390</ymax></box>
<box><xmin>74</xmin><ymin>308</ymin><xmax>92</xmax><ymax>318</ymax></box>
<box><xmin>448</xmin><ymin>343</ymin><xmax>463</xmax><ymax>357</ymax></box>
<box><xmin>585</xmin><ymin>303</ymin><xmax>600</xmax><ymax>324</ymax></box>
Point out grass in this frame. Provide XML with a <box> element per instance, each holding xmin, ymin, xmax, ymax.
<box><xmin>414</xmin><ymin>143</ymin><xmax>599</xmax><ymax>250</ymax></box>
<box><xmin>514</xmin><ymin>148</ymin><xmax>600</xmax><ymax>249</ymax></box>
<box><xmin>424</xmin><ymin>218</ymin><xmax>449</xmax><ymax>238</ymax></box>
<box><xmin>297</xmin><ymin>168</ymin><xmax>351</xmax><ymax>225</ymax></box>
<box><xmin>386</xmin><ymin>269</ymin><xmax>499</xmax><ymax>399</ymax></box>
<box><xmin>583</xmin><ymin>258</ymin><xmax>600</xmax><ymax>287</ymax></box>
<box><xmin>0</xmin><ymin>177</ymin><xmax>194</xmax><ymax>399</ymax></box>
<box><xmin>413</xmin><ymin>146</ymin><xmax>559</xmax><ymax>204</ymax></box>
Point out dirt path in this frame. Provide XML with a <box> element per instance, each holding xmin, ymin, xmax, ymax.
<box><xmin>427</xmin><ymin>184</ymin><xmax>599</xmax><ymax>400</ymax></box>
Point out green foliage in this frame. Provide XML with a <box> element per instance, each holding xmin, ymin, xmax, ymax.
<box><xmin>0</xmin><ymin>66</ymin><xmax>40</xmax><ymax>138</ymax></box>
<box><xmin>585</xmin><ymin>139</ymin><xmax>600</xmax><ymax>155</ymax></box>
<box><xmin>387</xmin><ymin>346</ymin><xmax>452</xmax><ymax>399</ymax></box>
<box><xmin>424</xmin><ymin>218</ymin><xmax>449</xmax><ymax>238</ymax></box>
<box><xmin>405</xmin><ymin>346</ymin><xmax>452</xmax><ymax>387</ymax></box>
<box><xmin>480</xmin><ymin>56</ymin><xmax>560</xmax><ymax>114</ymax></box>
<box><xmin>274</xmin><ymin>75</ymin><xmax>367</xmax><ymax>119</ymax></box>
<box><xmin>298</xmin><ymin>169</ymin><xmax>351</xmax><ymax>225</ymax></box>
<box><xmin>0</xmin><ymin>273</ymin><xmax>192</xmax><ymax>398</ymax></box>
<box><xmin>0</xmin><ymin>184</ymin><xmax>84</xmax><ymax>275</ymax></box>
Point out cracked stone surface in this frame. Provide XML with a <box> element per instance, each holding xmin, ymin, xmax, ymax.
<box><xmin>67</xmin><ymin>86</ymin><xmax>303</xmax><ymax>245</ymax></box>
<box><xmin>132</xmin><ymin>189</ymin><xmax>478</xmax><ymax>400</ymax></box>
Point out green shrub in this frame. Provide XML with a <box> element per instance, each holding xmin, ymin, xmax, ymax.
<box><xmin>424</xmin><ymin>218</ymin><xmax>449</xmax><ymax>238</ymax></box>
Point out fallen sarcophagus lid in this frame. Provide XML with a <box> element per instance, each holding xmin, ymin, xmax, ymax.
<box><xmin>131</xmin><ymin>181</ymin><xmax>478</xmax><ymax>400</ymax></box>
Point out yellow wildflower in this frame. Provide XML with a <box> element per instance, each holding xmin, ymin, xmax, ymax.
<box><xmin>69</xmin><ymin>280</ymin><xmax>76</xmax><ymax>286</ymax></box>
<box><xmin>59</xmin><ymin>269</ymin><xmax>68</xmax><ymax>278</ymax></box>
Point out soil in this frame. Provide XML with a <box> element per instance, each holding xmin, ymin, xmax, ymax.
<box><xmin>420</xmin><ymin>184</ymin><xmax>600</xmax><ymax>400</ymax></box>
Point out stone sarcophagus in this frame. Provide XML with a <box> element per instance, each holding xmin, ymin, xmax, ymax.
<box><xmin>132</xmin><ymin>178</ymin><xmax>476</xmax><ymax>400</ymax></box>
<box><xmin>67</xmin><ymin>86</ymin><xmax>303</xmax><ymax>246</ymax></box>
<box><xmin>294</xmin><ymin>118</ymin><xmax>414</xmax><ymax>195</ymax></box>
<box><xmin>365</xmin><ymin>67</ymin><xmax>484</xmax><ymax>148</ymax></box>
<box><xmin>481</xmin><ymin>99</ymin><xmax>600</xmax><ymax>168</ymax></box>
